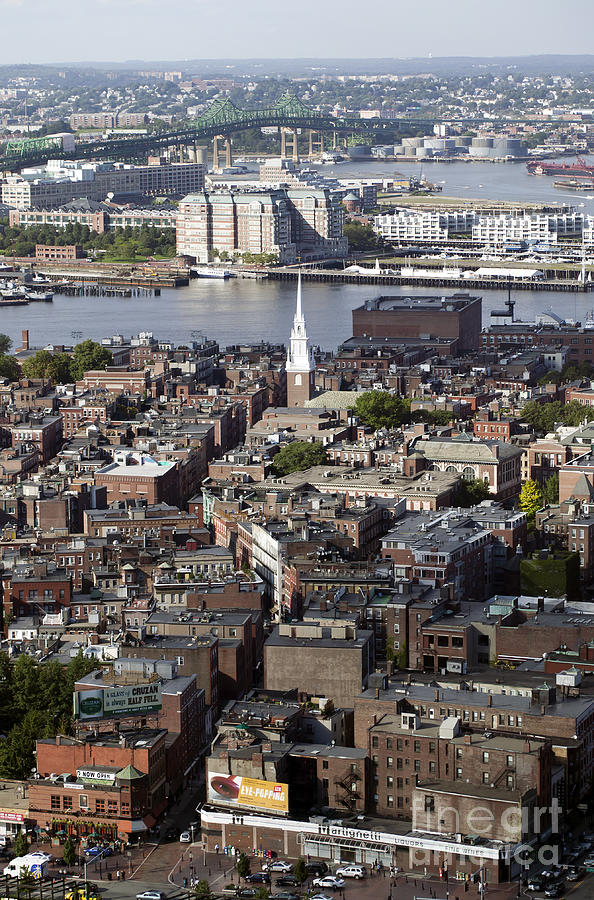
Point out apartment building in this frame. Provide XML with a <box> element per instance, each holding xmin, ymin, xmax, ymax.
<box><xmin>472</xmin><ymin>212</ymin><xmax>584</xmax><ymax>244</ymax></box>
<box><xmin>374</xmin><ymin>210</ymin><xmax>476</xmax><ymax>242</ymax></box>
<box><xmin>176</xmin><ymin>188</ymin><xmax>346</xmax><ymax>263</ymax></box>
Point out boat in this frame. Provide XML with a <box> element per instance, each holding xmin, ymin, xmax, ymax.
<box><xmin>239</xmin><ymin>271</ymin><xmax>268</xmax><ymax>279</ymax></box>
<box><xmin>1</xmin><ymin>282</ymin><xmax>26</xmax><ymax>300</ymax></box>
<box><xmin>527</xmin><ymin>157</ymin><xmax>594</xmax><ymax>177</ymax></box>
<box><xmin>25</xmin><ymin>291</ymin><xmax>53</xmax><ymax>302</ymax></box>
<box><xmin>192</xmin><ymin>266</ymin><xmax>232</xmax><ymax>279</ymax></box>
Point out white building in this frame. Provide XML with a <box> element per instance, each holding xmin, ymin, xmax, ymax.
<box><xmin>472</xmin><ymin>212</ymin><xmax>584</xmax><ymax>245</ymax></box>
<box><xmin>374</xmin><ymin>209</ymin><xmax>477</xmax><ymax>242</ymax></box>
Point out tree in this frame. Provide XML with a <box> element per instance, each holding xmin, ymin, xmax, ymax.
<box><xmin>293</xmin><ymin>857</ymin><xmax>307</xmax><ymax>885</ymax></box>
<box><xmin>236</xmin><ymin>853</ymin><xmax>251</xmax><ymax>881</ymax></box>
<box><xmin>0</xmin><ymin>354</ymin><xmax>20</xmax><ymax>382</ymax></box>
<box><xmin>0</xmin><ymin>334</ymin><xmax>12</xmax><ymax>354</ymax></box>
<box><xmin>455</xmin><ymin>478</ymin><xmax>491</xmax><ymax>508</ymax></box>
<box><xmin>352</xmin><ymin>390</ymin><xmax>411</xmax><ymax>430</ymax></box>
<box><xmin>70</xmin><ymin>340</ymin><xmax>112</xmax><ymax>381</ymax></box>
<box><xmin>519</xmin><ymin>480</ymin><xmax>544</xmax><ymax>522</ymax></box>
<box><xmin>63</xmin><ymin>836</ymin><xmax>76</xmax><ymax>867</ymax></box>
<box><xmin>321</xmin><ymin>699</ymin><xmax>335</xmax><ymax>718</ymax></box>
<box><xmin>271</xmin><ymin>442</ymin><xmax>328</xmax><ymax>476</ymax></box>
<box><xmin>21</xmin><ymin>349</ymin><xmax>72</xmax><ymax>383</ymax></box>
<box><xmin>193</xmin><ymin>880</ymin><xmax>212</xmax><ymax>899</ymax></box>
<box><xmin>543</xmin><ymin>472</ymin><xmax>559</xmax><ymax>506</ymax></box>
<box><xmin>343</xmin><ymin>220</ymin><xmax>382</xmax><ymax>251</ymax></box>
<box><xmin>14</xmin><ymin>831</ymin><xmax>29</xmax><ymax>857</ymax></box>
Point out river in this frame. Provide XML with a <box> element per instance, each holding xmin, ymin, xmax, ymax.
<box><xmin>2</xmin><ymin>158</ymin><xmax>594</xmax><ymax>352</ymax></box>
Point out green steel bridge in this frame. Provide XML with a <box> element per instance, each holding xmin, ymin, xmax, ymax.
<box><xmin>0</xmin><ymin>91</ymin><xmax>587</xmax><ymax>172</ymax></box>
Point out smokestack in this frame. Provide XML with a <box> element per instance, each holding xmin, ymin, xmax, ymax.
<box><xmin>21</xmin><ymin>330</ymin><xmax>29</xmax><ymax>352</ymax></box>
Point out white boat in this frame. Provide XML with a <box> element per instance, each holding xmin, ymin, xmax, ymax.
<box><xmin>192</xmin><ymin>266</ymin><xmax>232</xmax><ymax>279</ymax></box>
<box><xmin>25</xmin><ymin>291</ymin><xmax>53</xmax><ymax>302</ymax></box>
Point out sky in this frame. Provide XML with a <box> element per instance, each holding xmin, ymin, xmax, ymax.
<box><xmin>1</xmin><ymin>0</ymin><xmax>594</xmax><ymax>65</ymax></box>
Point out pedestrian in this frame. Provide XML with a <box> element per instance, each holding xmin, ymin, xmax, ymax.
<box><xmin>215</xmin><ymin>843</ymin><xmax>219</xmax><ymax>855</ymax></box>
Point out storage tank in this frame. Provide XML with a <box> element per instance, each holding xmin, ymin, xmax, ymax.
<box><xmin>348</xmin><ymin>145</ymin><xmax>372</xmax><ymax>159</ymax></box>
<box><xmin>416</xmin><ymin>147</ymin><xmax>434</xmax><ymax>158</ymax></box>
<box><xmin>471</xmin><ymin>137</ymin><xmax>494</xmax><ymax>148</ymax></box>
<box><xmin>455</xmin><ymin>136</ymin><xmax>472</xmax><ymax>147</ymax></box>
<box><xmin>402</xmin><ymin>137</ymin><xmax>424</xmax><ymax>148</ymax></box>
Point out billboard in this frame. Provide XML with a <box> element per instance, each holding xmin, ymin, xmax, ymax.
<box><xmin>74</xmin><ymin>683</ymin><xmax>162</xmax><ymax>720</ymax></box>
<box><xmin>208</xmin><ymin>772</ymin><xmax>289</xmax><ymax>814</ymax></box>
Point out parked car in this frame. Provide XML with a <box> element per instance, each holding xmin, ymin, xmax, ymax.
<box><xmin>543</xmin><ymin>887</ymin><xmax>563</xmax><ymax>899</ymax></box>
<box><xmin>310</xmin><ymin>895</ymin><xmax>334</xmax><ymax>900</ymax></box>
<box><xmin>246</xmin><ymin>873</ymin><xmax>271</xmax><ymax>884</ymax></box>
<box><xmin>335</xmin><ymin>864</ymin><xmax>367</xmax><ymax>879</ymax></box>
<box><xmin>270</xmin><ymin>893</ymin><xmax>299</xmax><ymax>900</ymax></box>
<box><xmin>306</xmin><ymin>861</ymin><xmax>328</xmax><ymax>876</ymax></box>
<box><xmin>527</xmin><ymin>880</ymin><xmax>544</xmax><ymax>892</ymax></box>
<box><xmin>312</xmin><ymin>875</ymin><xmax>345</xmax><ymax>890</ymax></box>
<box><xmin>179</xmin><ymin>832</ymin><xmax>191</xmax><ymax>843</ymax></box>
<box><xmin>263</xmin><ymin>860</ymin><xmax>293</xmax><ymax>873</ymax></box>
<box><xmin>237</xmin><ymin>891</ymin><xmax>257</xmax><ymax>899</ymax></box>
<box><xmin>165</xmin><ymin>828</ymin><xmax>178</xmax><ymax>842</ymax></box>
<box><xmin>136</xmin><ymin>893</ymin><xmax>165</xmax><ymax>900</ymax></box>
<box><xmin>275</xmin><ymin>876</ymin><xmax>299</xmax><ymax>887</ymax></box>
<box><xmin>566</xmin><ymin>867</ymin><xmax>584</xmax><ymax>881</ymax></box>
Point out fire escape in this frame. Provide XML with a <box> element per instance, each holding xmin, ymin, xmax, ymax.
<box><xmin>334</xmin><ymin>766</ymin><xmax>362</xmax><ymax>812</ymax></box>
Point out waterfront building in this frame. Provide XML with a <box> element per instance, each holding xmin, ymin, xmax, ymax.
<box><xmin>9</xmin><ymin>199</ymin><xmax>177</xmax><ymax>232</ymax></box>
<box><xmin>472</xmin><ymin>212</ymin><xmax>584</xmax><ymax>244</ymax></box>
<box><xmin>374</xmin><ymin>209</ymin><xmax>477</xmax><ymax>242</ymax></box>
<box><xmin>176</xmin><ymin>188</ymin><xmax>346</xmax><ymax>263</ymax></box>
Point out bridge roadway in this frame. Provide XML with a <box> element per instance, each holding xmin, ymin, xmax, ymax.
<box><xmin>1</xmin><ymin>91</ymin><xmax>591</xmax><ymax>171</ymax></box>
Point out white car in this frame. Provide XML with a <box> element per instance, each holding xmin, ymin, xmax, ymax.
<box><xmin>335</xmin><ymin>865</ymin><xmax>367</xmax><ymax>879</ymax></box>
<box><xmin>262</xmin><ymin>860</ymin><xmax>293</xmax><ymax>873</ymax></box>
<box><xmin>311</xmin><ymin>895</ymin><xmax>334</xmax><ymax>900</ymax></box>
<box><xmin>136</xmin><ymin>893</ymin><xmax>165</xmax><ymax>900</ymax></box>
<box><xmin>312</xmin><ymin>875</ymin><xmax>345</xmax><ymax>890</ymax></box>
<box><xmin>179</xmin><ymin>832</ymin><xmax>191</xmax><ymax>843</ymax></box>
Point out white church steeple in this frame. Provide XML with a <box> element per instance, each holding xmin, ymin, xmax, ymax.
<box><xmin>286</xmin><ymin>272</ymin><xmax>314</xmax><ymax>374</ymax></box>
<box><xmin>286</xmin><ymin>272</ymin><xmax>315</xmax><ymax>407</ymax></box>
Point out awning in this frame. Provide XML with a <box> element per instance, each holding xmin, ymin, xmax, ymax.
<box><xmin>304</xmin><ymin>834</ymin><xmax>393</xmax><ymax>852</ymax></box>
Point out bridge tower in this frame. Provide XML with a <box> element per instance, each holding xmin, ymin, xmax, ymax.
<box><xmin>308</xmin><ymin>130</ymin><xmax>324</xmax><ymax>156</ymax></box>
<box><xmin>280</xmin><ymin>127</ymin><xmax>299</xmax><ymax>163</ymax></box>
<box><xmin>213</xmin><ymin>135</ymin><xmax>232</xmax><ymax>172</ymax></box>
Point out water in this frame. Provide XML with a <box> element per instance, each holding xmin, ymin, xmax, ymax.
<box><xmin>3</xmin><ymin>159</ymin><xmax>594</xmax><ymax>352</ymax></box>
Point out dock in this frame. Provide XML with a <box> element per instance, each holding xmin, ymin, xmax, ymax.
<box><xmin>267</xmin><ymin>268</ymin><xmax>594</xmax><ymax>292</ymax></box>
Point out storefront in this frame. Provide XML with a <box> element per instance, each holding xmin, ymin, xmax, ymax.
<box><xmin>201</xmin><ymin>806</ymin><xmax>511</xmax><ymax>885</ymax></box>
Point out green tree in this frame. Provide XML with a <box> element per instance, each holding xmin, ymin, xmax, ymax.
<box><xmin>236</xmin><ymin>853</ymin><xmax>251</xmax><ymax>881</ymax></box>
<box><xmin>254</xmin><ymin>890</ymin><xmax>269</xmax><ymax>900</ymax></box>
<box><xmin>22</xmin><ymin>349</ymin><xmax>72</xmax><ymax>383</ymax></box>
<box><xmin>0</xmin><ymin>354</ymin><xmax>20</xmax><ymax>381</ymax></box>
<box><xmin>543</xmin><ymin>472</ymin><xmax>559</xmax><ymax>506</ymax></box>
<box><xmin>395</xmin><ymin>640</ymin><xmax>408</xmax><ymax>670</ymax></box>
<box><xmin>70</xmin><ymin>340</ymin><xmax>112</xmax><ymax>381</ymax></box>
<box><xmin>271</xmin><ymin>442</ymin><xmax>328</xmax><ymax>476</ymax></box>
<box><xmin>519</xmin><ymin>479</ymin><xmax>544</xmax><ymax>522</ymax></box>
<box><xmin>63</xmin><ymin>836</ymin><xmax>76</xmax><ymax>867</ymax></box>
<box><xmin>193</xmin><ymin>880</ymin><xmax>212</xmax><ymax>899</ymax></box>
<box><xmin>0</xmin><ymin>334</ymin><xmax>12</xmax><ymax>354</ymax></box>
<box><xmin>352</xmin><ymin>390</ymin><xmax>411</xmax><ymax>430</ymax></box>
<box><xmin>455</xmin><ymin>478</ymin><xmax>491</xmax><ymax>508</ymax></box>
<box><xmin>13</xmin><ymin>831</ymin><xmax>29</xmax><ymax>857</ymax></box>
<box><xmin>293</xmin><ymin>857</ymin><xmax>307</xmax><ymax>884</ymax></box>
<box><xmin>343</xmin><ymin>220</ymin><xmax>382</xmax><ymax>251</ymax></box>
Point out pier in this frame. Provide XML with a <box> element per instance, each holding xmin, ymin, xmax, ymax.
<box><xmin>267</xmin><ymin>268</ymin><xmax>594</xmax><ymax>292</ymax></box>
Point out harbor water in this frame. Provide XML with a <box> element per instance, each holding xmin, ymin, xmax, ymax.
<box><xmin>2</xmin><ymin>159</ymin><xmax>594</xmax><ymax>350</ymax></box>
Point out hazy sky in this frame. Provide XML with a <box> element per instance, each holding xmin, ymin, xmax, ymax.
<box><xmin>1</xmin><ymin>0</ymin><xmax>594</xmax><ymax>65</ymax></box>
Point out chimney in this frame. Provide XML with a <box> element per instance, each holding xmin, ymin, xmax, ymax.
<box><xmin>434</xmin><ymin>689</ymin><xmax>440</xmax><ymax>701</ymax></box>
<box><xmin>375</xmin><ymin>688</ymin><xmax>380</xmax><ymax>699</ymax></box>
<box><xmin>488</xmin><ymin>695</ymin><xmax>493</xmax><ymax>707</ymax></box>
<box><xmin>464</xmin><ymin>733</ymin><xmax>472</xmax><ymax>744</ymax></box>
<box><xmin>21</xmin><ymin>329</ymin><xmax>29</xmax><ymax>352</ymax></box>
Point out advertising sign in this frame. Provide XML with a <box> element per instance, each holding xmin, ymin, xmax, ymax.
<box><xmin>74</xmin><ymin>683</ymin><xmax>162</xmax><ymax>720</ymax></box>
<box><xmin>208</xmin><ymin>771</ymin><xmax>289</xmax><ymax>813</ymax></box>
<box><xmin>76</xmin><ymin>769</ymin><xmax>117</xmax><ymax>785</ymax></box>
<box><xmin>0</xmin><ymin>811</ymin><xmax>23</xmax><ymax>823</ymax></box>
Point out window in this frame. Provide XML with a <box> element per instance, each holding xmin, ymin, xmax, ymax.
<box><xmin>322</xmin><ymin>760</ymin><xmax>328</xmax><ymax>770</ymax></box>
<box><xmin>51</xmin><ymin>795</ymin><xmax>61</xmax><ymax>810</ymax></box>
<box><xmin>95</xmin><ymin>799</ymin><xmax>105</xmax><ymax>814</ymax></box>
<box><xmin>429</xmin><ymin>761</ymin><xmax>436</xmax><ymax>773</ymax></box>
<box><xmin>482</xmin><ymin>751</ymin><xmax>489</xmax><ymax>763</ymax></box>
<box><xmin>176</xmin><ymin>656</ymin><xmax>184</xmax><ymax>666</ymax></box>
<box><xmin>387</xmin><ymin>756</ymin><xmax>393</xmax><ymax>768</ymax></box>
<box><xmin>456</xmin><ymin>767</ymin><xmax>462</xmax><ymax>779</ymax></box>
<box><xmin>397</xmin><ymin>739</ymin><xmax>403</xmax><ymax>751</ymax></box>
<box><xmin>387</xmin><ymin>795</ymin><xmax>394</xmax><ymax>808</ymax></box>
<box><xmin>387</xmin><ymin>776</ymin><xmax>393</xmax><ymax>788</ymax></box>
<box><xmin>396</xmin><ymin>758</ymin><xmax>403</xmax><ymax>770</ymax></box>
<box><xmin>108</xmin><ymin>800</ymin><xmax>118</xmax><ymax>814</ymax></box>
<box><xmin>429</xmin><ymin>742</ymin><xmax>436</xmax><ymax>754</ymax></box>
<box><xmin>372</xmin><ymin>736</ymin><xmax>379</xmax><ymax>749</ymax></box>
<box><xmin>414</xmin><ymin>741</ymin><xmax>421</xmax><ymax>753</ymax></box>
<box><xmin>79</xmin><ymin>794</ymin><xmax>88</xmax><ymax>809</ymax></box>
<box><xmin>507</xmin><ymin>755</ymin><xmax>514</xmax><ymax>768</ymax></box>
<box><xmin>414</xmin><ymin>760</ymin><xmax>421</xmax><ymax>772</ymax></box>
<box><xmin>386</xmin><ymin>739</ymin><xmax>393</xmax><ymax>750</ymax></box>
<box><xmin>121</xmin><ymin>802</ymin><xmax>130</xmax><ymax>816</ymax></box>
<box><xmin>62</xmin><ymin>796</ymin><xmax>72</xmax><ymax>810</ymax></box>
<box><xmin>482</xmin><ymin>772</ymin><xmax>490</xmax><ymax>784</ymax></box>
<box><xmin>456</xmin><ymin>747</ymin><xmax>463</xmax><ymax>759</ymax></box>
